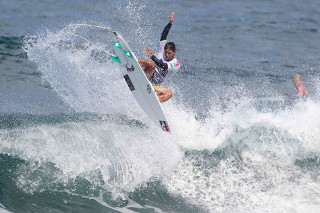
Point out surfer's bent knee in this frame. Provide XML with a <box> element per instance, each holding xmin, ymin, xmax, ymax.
<box><xmin>138</xmin><ymin>59</ymin><xmax>155</xmax><ymax>69</ymax></box>
<box><xmin>139</xmin><ymin>59</ymin><xmax>155</xmax><ymax>79</ymax></box>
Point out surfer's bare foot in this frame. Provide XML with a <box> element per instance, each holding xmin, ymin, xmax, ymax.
<box><xmin>153</xmin><ymin>84</ymin><xmax>172</xmax><ymax>102</ymax></box>
<box><xmin>158</xmin><ymin>89</ymin><xmax>172</xmax><ymax>103</ymax></box>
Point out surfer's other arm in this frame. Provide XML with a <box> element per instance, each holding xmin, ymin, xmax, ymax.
<box><xmin>149</xmin><ymin>43</ymin><xmax>177</xmax><ymax>70</ymax></box>
<box><xmin>145</xmin><ymin>47</ymin><xmax>177</xmax><ymax>72</ymax></box>
<box><xmin>144</xmin><ymin>47</ymin><xmax>168</xmax><ymax>71</ymax></box>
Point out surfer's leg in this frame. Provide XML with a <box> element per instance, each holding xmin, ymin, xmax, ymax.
<box><xmin>138</xmin><ymin>59</ymin><xmax>155</xmax><ymax>79</ymax></box>
<box><xmin>152</xmin><ymin>84</ymin><xmax>173</xmax><ymax>103</ymax></box>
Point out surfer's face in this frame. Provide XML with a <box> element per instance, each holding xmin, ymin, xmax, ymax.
<box><xmin>164</xmin><ymin>49</ymin><xmax>176</xmax><ymax>61</ymax></box>
<box><xmin>294</xmin><ymin>77</ymin><xmax>302</xmax><ymax>88</ymax></box>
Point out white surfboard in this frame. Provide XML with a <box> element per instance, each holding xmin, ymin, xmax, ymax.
<box><xmin>111</xmin><ymin>31</ymin><xmax>170</xmax><ymax>132</ymax></box>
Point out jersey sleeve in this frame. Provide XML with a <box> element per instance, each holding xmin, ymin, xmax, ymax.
<box><xmin>160</xmin><ymin>23</ymin><xmax>172</xmax><ymax>41</ymax></box>
<box><xmin>156</xmin><ymin>40</ymin><xmax>167</xmax><ymax>58</ymax></box>
<box><xmin>150</xmin><ymin>55</ymin><xmax>168</xmax><ymax>70</ymax></box>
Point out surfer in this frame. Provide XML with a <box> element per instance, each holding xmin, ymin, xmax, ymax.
<box><xmin>293</xmin><ymin>74</ymin><xmax>307</xmax><ymax>97</ymax></box>
<box><xmin>138</xmin><ymin>12</ymin><xmax>180</xmax><ymax>103</ymax></box>
<box><xmin>285</xmin><ymin>74</ymin><xmax>307</xmax><ymax>100</ymax></box>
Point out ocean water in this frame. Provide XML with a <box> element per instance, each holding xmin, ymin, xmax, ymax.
<box><xmin>1</xmin><ymin>0</ymin><xmax>320</xmax><ymax>212</ymax></box>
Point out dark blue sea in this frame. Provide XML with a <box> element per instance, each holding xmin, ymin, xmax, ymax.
<box><xmin>1</xmin><ymin>0</ymin><xmax>320</xmax><ymax>212</ymax></box>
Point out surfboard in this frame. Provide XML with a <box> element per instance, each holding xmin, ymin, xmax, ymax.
<box><xmin>111</xmin><ymin>31</ymin><xmax>170</xmax><ymax>132</ymax></box>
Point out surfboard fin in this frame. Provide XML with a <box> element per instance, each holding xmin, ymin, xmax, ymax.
<box><xmin>112</xmin><ymin>41</ymin><xmax>121</xmax><ymax>49</ymax></box>
<box><xmin>112</xmin><ymin>30</ymin><xmax>117</xmax><ymax>36</ymax></box>
<box><xmin>124</xmin><ymin>50</ymin><xmax>132</xmax><ymax>58</ymax></box>
<box><xmin>111</xmin><ymin>55</ymin><xmax>120</xmax><ymax>63</ymax></box>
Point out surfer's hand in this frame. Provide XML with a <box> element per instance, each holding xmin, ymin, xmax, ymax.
<box><xmin>144</xmin><ymin>47</ymin><xmax>153</xmax><ymax>58</ymax></box>
<box><xmin>169</xmin><ymin>12</ymin><xmax>174</xmax><ymax>24</ymax></box>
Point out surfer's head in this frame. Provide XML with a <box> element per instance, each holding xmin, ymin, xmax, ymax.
<box><xmin>294</xmin><ymin>74</ymin><xmax>302</xmax><ymax>88</ymax></box>
<box><xmin>164</xmin><ymin>42</ymin><xmax>176</xmax><ymax>61</ymax></box>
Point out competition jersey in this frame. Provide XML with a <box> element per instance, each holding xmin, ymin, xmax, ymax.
<box><xmin>297</xmin><ymin>85</ymin><xmax>307</xmax><ymax>97</ymax></box>
<box><xmin>153</xmin><ymin>40</ymin><xmax>180</xmax><ymax>85</ymax></box>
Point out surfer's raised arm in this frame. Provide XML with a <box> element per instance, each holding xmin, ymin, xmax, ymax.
<box><xmin>160</xmin><ymin>12</ymin><xmax>174</xmax><ymax>41</ymax></box>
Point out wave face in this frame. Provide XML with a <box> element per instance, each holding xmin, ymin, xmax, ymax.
<box><xmin>1</xmin><ymin>0</ymin><xmax>320</xmax><ymax>212</ymax></box>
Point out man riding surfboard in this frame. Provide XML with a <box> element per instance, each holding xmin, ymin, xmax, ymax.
<box><xmin>139</xmin><ymin>12</ymin><xmax>180</xmax><ymax>103</ymax></box>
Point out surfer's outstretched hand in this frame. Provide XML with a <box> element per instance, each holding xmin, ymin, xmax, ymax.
<box><xmin>169</xmin><ymin>12</ymin><xmax>174</xmax><ymax>24</ymax></box>
<box><xmin>144</xmin><ymin>47</ymin><xmax>153</xmax><ymax>57</ymax></box>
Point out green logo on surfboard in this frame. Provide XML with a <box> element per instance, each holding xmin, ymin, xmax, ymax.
<box><xmin>124</xmin><ymin>50</ymin><xmax>132</xmax><ymax>58</ymax></box>
<box><xmin>113</xmin><ymin>41</ymin><xmax>121</xmax><ymax>48</ymax></box>
<box><xmin>111</xmin><ymin>55</ymin><xmax>120</xmax><ymax>63</ymax></box>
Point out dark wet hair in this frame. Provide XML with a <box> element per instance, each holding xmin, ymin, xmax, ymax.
<box><xmin>164</xmin><ymin>42</ymin><xmax>176</xmax><ymax>51</ymax></box>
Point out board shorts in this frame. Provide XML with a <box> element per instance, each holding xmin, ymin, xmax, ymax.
<box><xmin>150</xmin><ymin>74</ymin><xmax>161</xmax><ymax>95</ymax></box>
<box><xmin>150</xmin><ymin>74</ymin><xmax>168</xmax><ymax>96</ymax></box>
<box><xmin>150</xmin><ymin>74</ymin><xmax>159</xmax><ymax>85</ymax></box>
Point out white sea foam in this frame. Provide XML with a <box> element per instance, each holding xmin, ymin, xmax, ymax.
<box><xmin>162</xmin><ymin>91</ymin><xmax>320</xmax><ymax>212</ymax></box>
<box><xmin>0</xmin><ymin>204</ymin><xmax>12</xmax><ymax>213</ymax></box>
<box><xmin>0</xmin><ymin>118</ymin><xmax>182</xmax><ymax>197</ymax></box>
<box><xmin>21</xmin><ymin>20</ymin><xmax>320</xmax><ymax>212</ymax></box>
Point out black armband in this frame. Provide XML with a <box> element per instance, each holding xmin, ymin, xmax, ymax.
<box><xmin>151</xmin><ymin>55</ymin><xmax>168</xmax><ymax>70</ymax></box>
<box><xmin>160</xmin><ymin>23</ymin><xmax>172</xmax><ymax>41</ymax></box>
